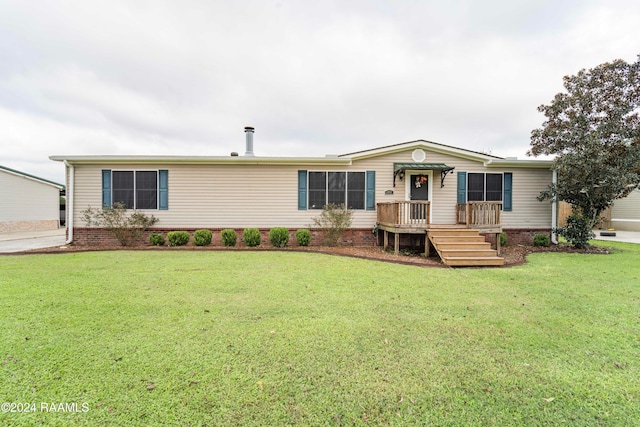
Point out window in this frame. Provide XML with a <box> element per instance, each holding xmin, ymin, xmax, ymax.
<box><xmin>457</xmin><ymin>172</ymin><xmax>511</xmax><ymax>211</ymax></box>
<box><xmin>102</xmin><ymin>169</ymin><xmax>167</xmax><ymax>210</ymax></box>
<box><xmin>468</xmin><ymin>173</ymin><xmax>503</xmax><ymax>202</ymax></box>
<box><xmin>308</xmin><ymin>172</ymin><xmax>326</xmax><ymax>209</ymax></box>
<box><xmin>307</xmin><ymin>171</ymin><xmax>367</xmax><ymax>209</ymax></box>
<box><xmin>467</xmin><ymin>173</ymin><xmax>485</xmax><ymax>201</ymax></box>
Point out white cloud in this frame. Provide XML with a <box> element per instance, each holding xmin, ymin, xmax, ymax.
<box><xmin>0</xmin><ymin>0</ymin><xmax>639</xmax><ymax>183</ymax></box>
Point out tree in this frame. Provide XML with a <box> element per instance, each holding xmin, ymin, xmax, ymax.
<box><xmin>529</xmin><ymin>56</ymin><xmax>640</xmax><ymax>247</ymax></box>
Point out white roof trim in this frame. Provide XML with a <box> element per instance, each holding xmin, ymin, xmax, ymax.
<box><xmin>484</xmin><ymin>159</ymin><xmax>554</xmax><ymax>169</ymax></box>
<box><xmin>0</xmin><ymin>165</ymin><xmax>65</xmax><ymax>189</ymax></box>
<box><xmin>49</xmin><ymin>155</ymin><xmax>351</xmax><ymax>166</ymax></box>
<box><xmin>340</xmin><ymin>140</ymin><xmax>503</xmax><ymax>162</ymax></box>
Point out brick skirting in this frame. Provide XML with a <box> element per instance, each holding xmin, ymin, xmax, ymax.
<box><xmin>69</xmin><ymin>227</ymin><xmax>550</xmax><ymax>248</ymax></box>
<box><xmin>70</xmin><ymin>227</ymin><xmax>377</xmax><ymax>247</ymax></box>
<box><xmin>484</xmin><ymin>228</ymin><xmax>552</xmax><ymax>246</ymax></box>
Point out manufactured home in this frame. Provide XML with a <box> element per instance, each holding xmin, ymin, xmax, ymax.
<box><xmin>51</xmin><ymin>128</ymin><xmax>555</xmax><ymax>266</ymax></box>
<box><xmin>0</xmin><ymin>165</ymin><xmax>65</xmax><ymax>233</ymax></box>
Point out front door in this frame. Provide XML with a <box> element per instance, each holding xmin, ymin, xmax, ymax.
<box><xmin>410</xmin><ymin>174</ymin><xmax>429</xmax><ymax>220</ymax></box>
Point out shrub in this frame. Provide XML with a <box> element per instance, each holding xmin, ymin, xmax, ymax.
<box><xmin>269</xmin><ymin>227</ymin><xmax>289</xmax><ymax>248</ymax></box>
<box><xmin>81</xmin><ymin>202</ymin><xmax>159</xmax><ymax>246</ymax></box>
<box><xmin>533</xmin><ymin>233</ymin><xmax>550</xmax><ymax>247</ymax></box>
<box><xmin>149</xmin><ymin>233</ymin><xmax>165</xmax><ymax>246</ymax></box>
<box><xmin>296</xmin><ymin>229</ymin><xmax>311</xmax><ymax>246</ymax></box>
<box><xmin>193</xmin><ymin>229</ymin><xmax>213</xmax><ymax>246</ymax></box>
<box><xmin>243</xmin><ymin>228</ymin><xmax>261</xmax><ymax>247</ymax></box>
<box><xmin>221</xmin><ymin>229</ymin><xmax>237</xmax><ymax>247</ymax></box>
<box><xmin>554</xmin><ymin>212</ymin><xmax>594</xmax><ymax>249</ymax></box>
<box><xmin>167</xmin><ymin>231</ymin><xmax>190</xmax><ymax>247</ymax></box>
<box><xmin>312</xmin><ymin>204</ymin><xmax>353</xmax><ymax>246</ymax></box>
<box><xmin>500</xmin><ymin>232</ymin><xmax>507</xmax><ymax>246</ymax></box>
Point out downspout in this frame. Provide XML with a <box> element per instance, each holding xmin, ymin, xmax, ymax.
<box><xmin>551</xmin><ymin>169</ymin><xmax>558</xmax><ymax>244</ymax></box>
<box><xmin>64</xmin><ymin>160</ymin><xmax>74</xmax><ymax>244</ymax></box>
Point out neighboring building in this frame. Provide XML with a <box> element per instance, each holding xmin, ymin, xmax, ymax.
<box><xmin>611</xmin><ymin>189</ymin><xmax>640</xmax><ymax>232</ymax></box>
<box><xmin>0</xmin><ymin>165</ymin><xmax>65</xmax><ymax>233</ymax></box>
<box><xmin>50</xmin><ymin>129</ymin><xmax>555</xmax><ymax>252</ymax></box>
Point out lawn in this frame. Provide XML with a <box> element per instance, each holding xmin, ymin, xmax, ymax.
<box><xmin>0</xmin><ymin>242</ymin><xmax>638</xmax><ymax>426</ymax></box>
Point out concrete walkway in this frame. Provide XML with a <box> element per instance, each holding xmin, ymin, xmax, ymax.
<box><xmin>0</xmin><ymin>229</ymin><xmax>67</xmax><ymax>253</ymax></box>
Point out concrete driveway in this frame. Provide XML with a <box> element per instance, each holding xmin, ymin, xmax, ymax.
<box><xmin>0</xmin><ymin>229</ymin><xmax>67</xmax><ymax>253</ymax></box>
<box><xmin>592</xmin><ymin>229</ymin><xmax>640</xmax><ymax>244</ymax></box>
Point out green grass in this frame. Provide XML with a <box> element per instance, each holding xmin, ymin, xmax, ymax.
<box><xmin>1</xmin><ymin>242</ymin><xmax>639</xmax><ymax>426</ymax></box>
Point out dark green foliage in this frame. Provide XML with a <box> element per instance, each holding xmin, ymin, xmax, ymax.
<box><xmin>193</xmin><ymin>229</ymin><xmax>212</xmax><ymax>246</ymax></box>
<box><xmin>296</xmin><ymin>229</ymin><xmax>311</xmax><ymax>246</ymax></box>
<box><xmin>242</xmin><ymin>228</ymin><xmax>261</xmax><ymax>247</ymax></box>
<box><xmin>500</xmin><ymin>232</ymin><xmax>507</xmax><ymax>246</ymax></box>
<box><xmin>81</xmin><ymin>202</ymin><xmax>159</xmax><ymax>246</ymax></box>
<box><xmin>533</xmin><ymin>234</ymin><xmax>550</xmax><ymax>247</ymax></box>
<box><xmin>221</xmin><ymin>229</ymin><xmax>237</xmax><ymax>247</ymax></box>
<box><xmin>554</xmin><ymin>213</ymin><xmax>594</xmax><ymax>249</ymax></box>
<box><xmin>167</xmin><ymin>231</ymin><xmax>190</xmax><ymax>247</ymax></box>
<box><xmin>149</xmin><ymin>233</ymin><xmax>165</xmax><ymax>246</ymax></box>
<box><xmin>529</xmin><ymin>56</ymin><xmax>640</xmax><ymax>247</ymax></box>
<box><xmin>311</xmin><ymin>203</ymin><xmax>354</xmax><ymax>246</ymax></box>
<box><xmin>269</xmin><ymin>227</ymin><xmax>289</xmax><ymax>248</ymax></box>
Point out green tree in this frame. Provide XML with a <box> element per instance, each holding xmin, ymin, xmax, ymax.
<box><xmin>529</xmin><ymin>56</ymin><xmax>640</xmax><ymax>247</ymax></box>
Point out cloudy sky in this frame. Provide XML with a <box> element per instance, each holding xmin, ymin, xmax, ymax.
<box><xmin>1</xmin><ymin>0</ymin><xmax>638</xmax><ymax>183</ymax></box>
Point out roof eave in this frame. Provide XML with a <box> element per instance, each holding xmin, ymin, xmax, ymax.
<box><xmin>49</xmin><ymin>155</ymin><xmax>352</xmax><ymax>166</ymax></box>
<box><xmin>483</xmin><ymin>159</ymin><xmax>554</xmax><ymax>169</ymax></box>
<box><xmin>341</xmin><ymin>140</ymin><xmax>503</xmax><ymax>162</ymax></box>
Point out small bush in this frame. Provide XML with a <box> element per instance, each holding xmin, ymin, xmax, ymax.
<box><xmin>500</xmin><ymin>232</ymin><xmax>507</xmax><ymax>246</ymax></box>
<box><xmin>149</xmin><ymin>233</ymin><xmax>165</xmax><ymax>246</ymax></box>
<box><xmin>81</xmin><ymin>202</ymin><xmax>159</xmax><ymax>246</ymax></box>
<box><xmin>243</xmin><ymin>228</ymin><xmax>261</xmax><ymax>247</ymax></box>
<box><xmin>221</xmin><ymin>229</ymin><xmax>237</xmax><ymax>247</ymax></box>
<box><xmin>193</xmin><ymin>229</ymin><xmax>213</xmax><ymax>246</ymax></box>
<box><xmin>533</xmin><ymin>233</ymin><xmax>550</xmax><ymax>247</ymax></box>
<box><xmin>269</xmin><ymin>227</ymin><xmax>289</xmax><ymax>248</ymax></box>
<box><xmin>296</xmin><ymin>229</ymin><xmax>311</xmax><ymax>246</ymax></box>
<box><xmin>311</xmin><ymin>204</ymin><xmax>353</xmax><ymax>246</ymax></box>
<box><xmin>167</xmin><ymin>231</ymin><xmax>190</xmax><ymax>247</ymax></box>
<box><xmin>555</xmin><ymin>212</ymin><xmax>594</xmax><ymax>249</ymax></box>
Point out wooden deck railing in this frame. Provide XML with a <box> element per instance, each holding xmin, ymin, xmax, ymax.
<box><xmin>456</xmin><ymin>202</ymin><xmax>502</xmax><ymax>227</ymax></box>
<box><xmin>377</xmin><ymin>201</ymin><xmax>430</xmax><ymax>227</ymax></box>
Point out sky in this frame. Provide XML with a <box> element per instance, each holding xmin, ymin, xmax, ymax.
<box><xmin>0</xmin><ymin>0</ymin><xmax>639</xmax><ymax>184</ymax></box>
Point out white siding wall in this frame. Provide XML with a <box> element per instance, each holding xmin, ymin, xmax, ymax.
<box><xmin>0</xmin><ymin>170</ymin><xmax>60</xmax><ymax>223</ymax></box>
<box><xmin>611</xmin><ymin>189</ymin><xmax>640</xmax><ymax>231</ymax></box>
<box><xmin>72</xmin><ymin>149</ymin><xmax>553</xmax><ymax>230</ymax></box>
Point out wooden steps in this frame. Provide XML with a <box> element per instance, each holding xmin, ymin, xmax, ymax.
<box><xmin>428</xmin><ymin>229</ymin><xmax>504</xmax><ymax>267</ymax></box>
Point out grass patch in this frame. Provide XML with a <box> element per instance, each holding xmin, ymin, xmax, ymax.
<box><xmin>1</xmin><ymin>242</ymin><xmax>639</xmax><ymax>426</ymax></box>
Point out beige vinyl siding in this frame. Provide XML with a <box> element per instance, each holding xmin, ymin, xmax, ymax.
<box><xmin>611</xmin><ymin>189</ymin><xmax>640</xmax><ymax>231</ymax></box>
<box><xmin>73</xmin><ymin>164</ymin><xmax>378</xmax><ymax>229</ymax></box>
<box><xmin>0</xmin><ymin>170</ymin><xmax>60</xmax><ymax>223</ymax></box>
<box><xmin>71</xmin><ymin>147</ymin><xmax>553</xmax><ymax>230</ymax></box>
<box><xmin>351</xmin><ymin>149</ymin><xmax>553</xmax><ymax>228</ymax></box>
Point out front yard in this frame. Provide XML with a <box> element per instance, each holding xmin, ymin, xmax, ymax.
<box><xmin>1</xmin><ymin>242</ymin><xmax>638</xmax><ymax>426</ymax></box>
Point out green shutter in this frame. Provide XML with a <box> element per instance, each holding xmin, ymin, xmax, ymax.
<box><xmin>503</xmin><ymin>172</ymin><xmax>512</xmax><ymax>211</ymax></box>
<box><xmin>366</xmin><ymin>170</ymin><xmax>376</xmax><ymax>210</ymax></box>
<box><xmin>298</xmin><ymin>170</ymin><xmax>307</xmax><ymax>210</ymax></box>
<box><xmin>159</xmin><ymin>170</ymin><xmax>168</xmax><ymax>210</ymax></box>
<box><xmin>102</xmin><ymin>169</ymin><xmax>111</xmax><ymax>208</ymax></box>
<box><xmin>457</xmin><ymin>172</ymin><xmax>467</xmax><ymax>204</ymax></box>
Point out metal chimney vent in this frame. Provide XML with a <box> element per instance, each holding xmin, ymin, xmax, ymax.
<box><xmin>244</xmin><ymin>126</ymin><xmax>255</xmax><ymax>156</ymax></box>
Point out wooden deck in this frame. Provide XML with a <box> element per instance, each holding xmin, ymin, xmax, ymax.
<box><xmin>376</xmin><ymin>201</ymin><xmax>504</xmax><ymax>266</ymax></box>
